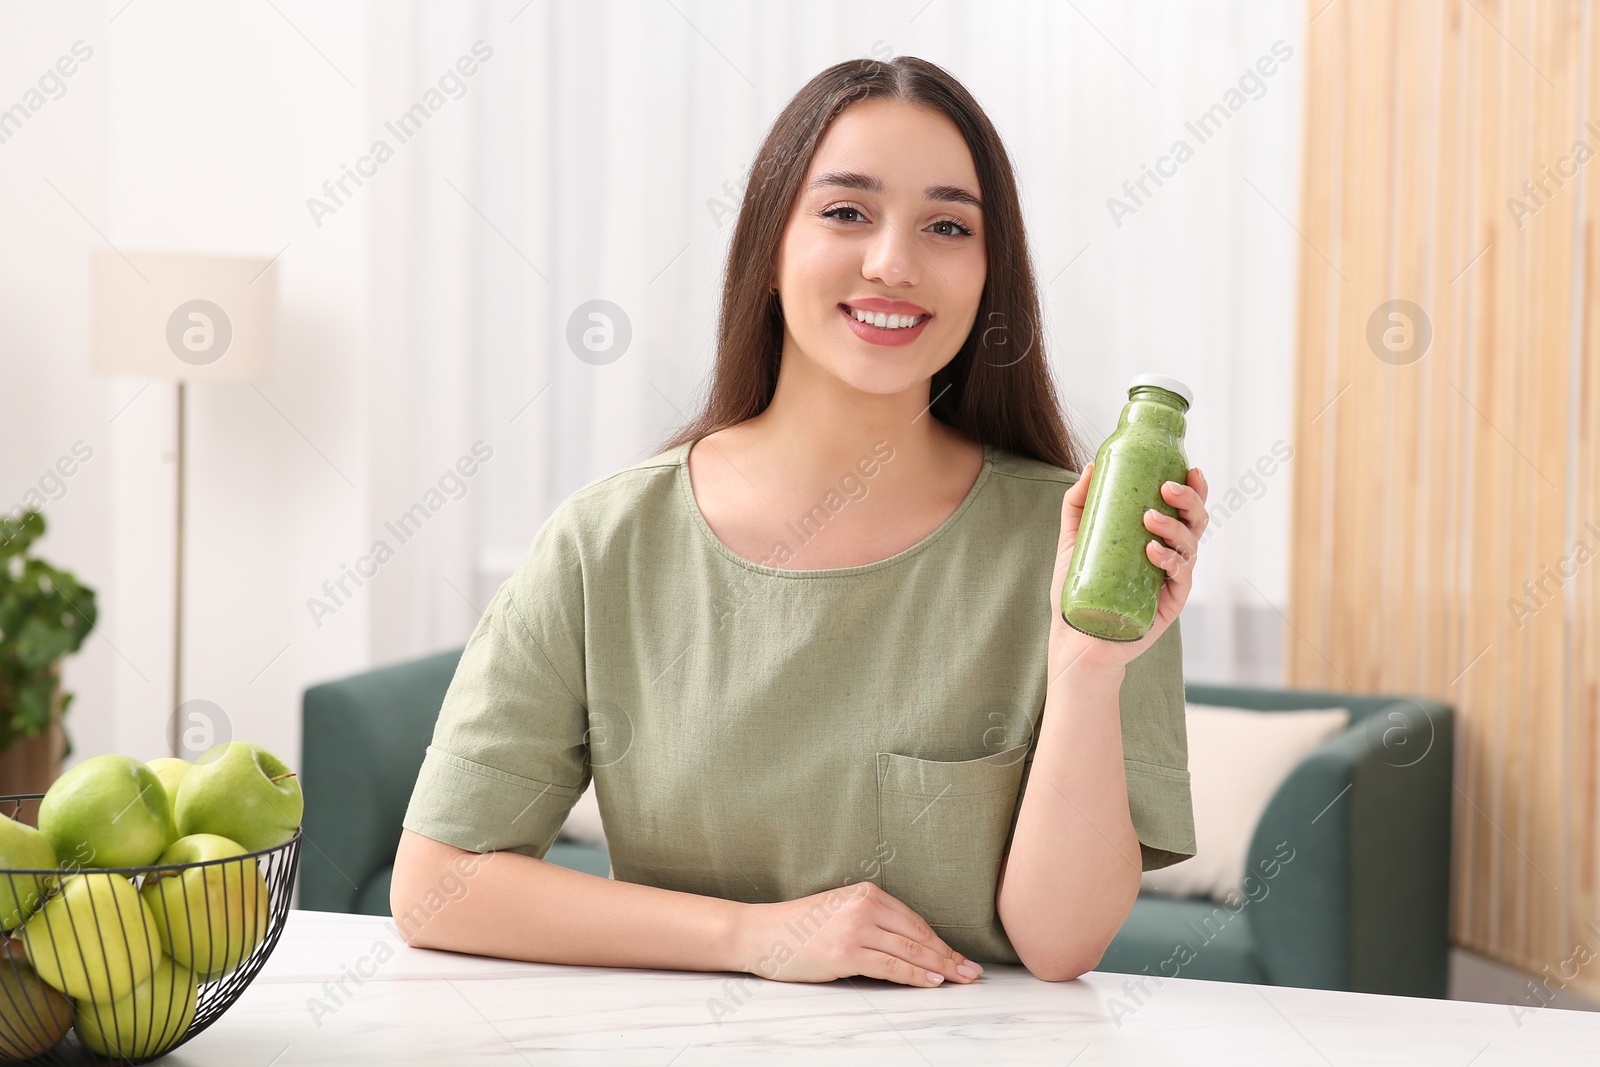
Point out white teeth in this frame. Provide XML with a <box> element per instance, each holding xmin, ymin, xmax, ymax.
<box><xmin>849</xmin><ymin>306</ymin><xmax>925</xmax><ymax>329</ymax></box>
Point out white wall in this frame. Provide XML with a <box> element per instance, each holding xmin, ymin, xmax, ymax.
<box><xmin>1</xmin><ymin>4</ymin><xmax>116</xmax><ymax>764</ymax></box>
<box><xmin>1</xmin><ymin>0</ymin><xmax>372</xmax><ymax>769</ymax></box>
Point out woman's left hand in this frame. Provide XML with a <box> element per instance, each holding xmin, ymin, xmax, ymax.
<box><xmin>1048</xmin><ymin>463</ymin><xmax>1210</xmax><ymax>684</ymax></box>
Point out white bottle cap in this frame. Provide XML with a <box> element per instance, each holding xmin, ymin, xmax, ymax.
<box><xmin>1129</xmin><ymin>373</ymin><xmax>1193</xmax><ymax>407</ymax></box>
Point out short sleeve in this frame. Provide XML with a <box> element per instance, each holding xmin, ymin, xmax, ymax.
<box><xmin>400</xmin><ymin>503</ymin><xmax>590</xmax><ymax>858</ymax></box>
<box><xmin>1117</xmin><ymin>615</ymin><xmax>1195</xmax><ymax>870</ymax></box>
<box><xmin>1004</xmin><ymin>615</ymin><xmax>1195</xmax><ymax>872</ymax></box>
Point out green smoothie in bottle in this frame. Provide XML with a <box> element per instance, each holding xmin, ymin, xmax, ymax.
<box><xmin>1060</xmin><ymin>373</ymin><xmax>1193</xmax><ymax>641</ymax></box>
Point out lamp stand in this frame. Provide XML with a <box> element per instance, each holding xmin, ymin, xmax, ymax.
<box><xmin>172</xmin><ymin>380</ymin><xmax>185</xmax><ymax>759</ymax></box>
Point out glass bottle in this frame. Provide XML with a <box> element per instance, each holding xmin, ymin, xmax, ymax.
<box><xmin>1060</xmin><ymin>374</ymin><xmax>1193</xmax><ymax>642</ymax></box>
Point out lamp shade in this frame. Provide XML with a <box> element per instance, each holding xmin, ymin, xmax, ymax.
<box><xmin>91</xmin><ymin>250</ymin><xmax>276</xmax><ymax>381</ymax></box>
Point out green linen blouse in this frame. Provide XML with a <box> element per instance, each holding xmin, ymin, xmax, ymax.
<box><xmin>401</xmin><ymin>438</ymin><xmax>1195</xmax><ymax>965</ymax></box>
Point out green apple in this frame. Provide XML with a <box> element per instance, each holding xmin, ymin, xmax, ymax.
<box><xmin>72</xmin><ymin>955</ymin><xmax>197</xmax><ymax>1060</ymax></box>
<box><xmin>38</xmin><ymin>754</ymin><xmax>176</xmax><ymax>868</ymax></box>
<box><xmin>174</xmin><ymin>743</ymin><xmax>302</xmax><ymax>852</ymax></box>
<box><xmin>147</xmin><ymin>758</ymin><xmax>192</xmax><ymax>815</ymax></box>
<box><xmin>141</xmin><ymin>833</ymin><xmax>269</xmax><ymax>980</ymax></box>
<box><xmin>0</xmin><ymin>813</ymin><xmax>57</xmax><ymax>931</ymax></box>
<box><xmin>19</xmin><ymin>873</ymin><xmax>162</xmax><ymax>1002</ymax></box>
<box><xmin>0</xmin><ymin>948</ymin><xmax>72</xmax><ymax>1059</ymax></box>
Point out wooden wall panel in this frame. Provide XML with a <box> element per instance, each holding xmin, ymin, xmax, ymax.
<box><xmin>1292</xmin><ymin>0</ymin><xmax>1600</xmax><ymax>995</ymax></box>
<box><xmin>1577</xmin><ymin>0</ymin><xmax>1600</xmax><ymax>957</ymax></box>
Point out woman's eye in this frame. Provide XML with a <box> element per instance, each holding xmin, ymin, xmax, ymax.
<box><xmin>820</xmin><ymin>206</ymin><xmax>974</xmax><ymax>239</ymax></box>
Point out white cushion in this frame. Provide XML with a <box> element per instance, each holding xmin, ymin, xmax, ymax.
<box><xmin>1140</xmin><ymin>703</ymin><xmax>1351</xmax><ymax>903</ymax></box>
<box><xmin>557</xmin><ymin>782</ymin><xmax>607</xmax><ymax>846</ymax></box>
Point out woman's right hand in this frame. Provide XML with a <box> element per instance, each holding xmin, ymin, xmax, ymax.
<box><xmin>733</xmin><ymin>881</ymin><xmax>985</xmax><ymax>987</ymax></box>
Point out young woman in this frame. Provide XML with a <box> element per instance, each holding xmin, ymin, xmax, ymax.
<box><xmin>393</xmin><ymin>56</ymin><xmax>1209</xmax><ymax>987</ymax></box>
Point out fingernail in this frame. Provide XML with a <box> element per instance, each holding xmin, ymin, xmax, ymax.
<box><xmin>926</xmin><ymin>971</ymin><xmax>945</xmax><ymax>984</ymax></box>
<box><xmin>1165</xmin><ymin>480</ymin><xmax>1181</xmax><ymax>492</ymax></box>
<box><xmin>957</xmin><ymin>961</ymin><xmax>981</xmax><ymax>978</ymax></box>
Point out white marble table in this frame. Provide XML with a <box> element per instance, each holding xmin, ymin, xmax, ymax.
<box><xmin>168</xmin><ymin>910</ymin><xmax>1598</xmax><ymax>1065</ymax></box>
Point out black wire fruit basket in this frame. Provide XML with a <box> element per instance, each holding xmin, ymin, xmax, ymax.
<box><xmin>0</xmin><ymin>793</ymin><xmax>301</xmax><ymax>1065</ymax></box>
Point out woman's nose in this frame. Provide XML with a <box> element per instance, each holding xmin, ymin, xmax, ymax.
<box><xmin>860</xmin><ymin>220</ymin><xmax>921</xmax><ymax>286</ymax></box>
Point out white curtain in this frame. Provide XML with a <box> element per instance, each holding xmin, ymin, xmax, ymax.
<box><xmin>363</xmin><ymin>0</ymin><xmax>1307</xmax><ymax>687</ymax></box>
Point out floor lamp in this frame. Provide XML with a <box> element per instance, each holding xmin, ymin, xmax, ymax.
<box><xmin>90</xmin><ymin>251</ymin><xmax>277</xmax><ymax>758</ymax></box>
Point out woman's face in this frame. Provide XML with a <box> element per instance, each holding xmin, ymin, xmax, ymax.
<box><xmin>773</xmin><ymin>97</ymin><xmax>987</xmax><ymax>397</ymax></box>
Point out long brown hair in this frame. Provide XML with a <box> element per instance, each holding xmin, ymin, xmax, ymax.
<box><xmin>656</xmin><ymin>56</ymin><xmax>1089</xmax><ymax>473</ymax></box>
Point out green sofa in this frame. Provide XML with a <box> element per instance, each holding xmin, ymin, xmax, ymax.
<box><xmin>300</xmin><ymin>652</ymin><xmax>1452</xmax><ymax>997</ymax></box>
<box><xmin>1099</xmin><ymin>685</ymin><xmax>1453</xmax><ymax>999</ymax></box>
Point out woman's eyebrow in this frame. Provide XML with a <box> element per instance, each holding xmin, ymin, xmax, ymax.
<box><xmin>808</xmin><ymin>170</ymin><xmax>983</xmax><ymax>211</ymax></box>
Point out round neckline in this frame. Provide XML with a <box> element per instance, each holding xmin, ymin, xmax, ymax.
<box><xmin>676</xmin><ymin>438</ymin><xmax>994</xmax><ymax>579</ymax></box>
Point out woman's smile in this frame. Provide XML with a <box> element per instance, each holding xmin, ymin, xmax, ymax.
<box><xmin>838</xmin><ymin>302</ymin><xmax>934</xmax><ymax>346</ymax></box>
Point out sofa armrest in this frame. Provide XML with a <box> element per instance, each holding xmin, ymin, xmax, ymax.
<box><xmin>1246</xmin><ymin>699</ymin><xmax>1453</xmax><ymax>997</ymax></box>
<box><xmin>300</xmin><ymin>648</ymin><xmax>463</xmax><ymax>914</ymax></box>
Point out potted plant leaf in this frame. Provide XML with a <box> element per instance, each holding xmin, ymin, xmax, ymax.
<box><xmin>0</xmin><ymin>509</ymin><xmax>96</xmax><ymax>824</ymax></box>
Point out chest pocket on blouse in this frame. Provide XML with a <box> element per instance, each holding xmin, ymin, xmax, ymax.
<box><xmin>874</xmin><ymin>743</ymin><xmax>1030</xmax><ymax>929</ymax></box>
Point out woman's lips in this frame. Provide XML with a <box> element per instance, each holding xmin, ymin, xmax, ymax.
<box><xmin>838</xmin><ymin>304</ymin><xmax>932</xmax><ymax>347</ymax></box>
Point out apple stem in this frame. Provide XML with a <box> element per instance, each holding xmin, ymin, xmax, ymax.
<box><xmin>269</xmin><ymin>772</ymin><xmax>298</xmax><ymax>783</ymax></box>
